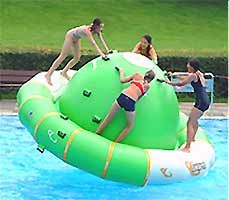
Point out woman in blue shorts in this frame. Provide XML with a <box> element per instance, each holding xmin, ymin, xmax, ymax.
<box><xmin>96</xmin><ymin>67</ymin><xmax>155</xmax><ymax>142</ymax></box>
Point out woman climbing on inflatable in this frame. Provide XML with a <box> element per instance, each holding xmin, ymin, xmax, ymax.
<box><xmin>96</xmin><ymin>67</ymin><xmax>155</xmax><ymax>142</ymax></box>
<box><xmin>132</xmin><ymin>34</ymin><xmax>158</xmax><ymax>64</ymax></box>
<box><xmin>45</xmin><ymin>18</ymin><xmax>110</xmax><ymax>85</ymax></box>
<box><xmin>165</xmin><ymin>58</ymin><xmax>210</xmax><ymax>152</ymax></box>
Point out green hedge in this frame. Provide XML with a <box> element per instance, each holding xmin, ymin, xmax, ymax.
<box><xmin>0</xmin><ymin>52</ymin><xmax>227</xmax><ymax>97</ymax></box>
<box><xmin>158</xmin><ymin>56</ymin><xmax>228</xmax><ymax>98</ymax></box>
<box><xmin>0</xmin><ymin>52</ymin><xmax>97</xmax><ymax>71</ymax></box>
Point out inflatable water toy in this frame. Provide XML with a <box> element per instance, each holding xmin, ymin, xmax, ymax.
<box><xmin>17</xmin><ymin>52</ymin><xmax>215</xmax><ymax>186</ymax></box>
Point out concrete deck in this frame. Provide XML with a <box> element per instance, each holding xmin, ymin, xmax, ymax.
<box><xmin>0</xmin><ymin>100</ymin><xmax>228</xmax><ymax>118</ymax></box>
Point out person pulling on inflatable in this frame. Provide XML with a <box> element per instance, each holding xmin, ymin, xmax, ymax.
<box><xmin>96</xmin><ymin>66</ymin><xmax>155</xmax><ymax>142</ymax></box>
<box><xmin>132</xmin><ymin>34</ymin><xmax>158</xmax><ymax>64</ymax></box>
<box><xmin>164</xmin><ymin>58</ymin><xmax>210</xmax><ymax>153</ymax></box>
<box><xmin>45</xmin><ymin>18</ymin><xmax>110</xmax><ymax>85</ymax></box>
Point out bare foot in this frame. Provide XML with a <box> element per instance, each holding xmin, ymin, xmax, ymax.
<box><xmin>96</xmin><ymin>130</ymin><xmax>101</xmax><ymax>135</ymax></box>
<box><xmin>45</xmin><ymin>73</ymin><xmax>52</xmax><ymax>85</ymax></box>
<box><xmin>61</xmin><ymin>71</ymin><xmax>71</xmax><ymax>80</ymax></box>
<box><xmin>181</xmin><ymin>146</ymin><xmax>191</xmax><ymax>153</ymax></box>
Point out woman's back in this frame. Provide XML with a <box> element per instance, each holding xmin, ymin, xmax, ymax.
<box><xmin>70</xmin><ymin>25</ymin><xmax>88</xmax><ymax>40</ymax></box>
<box><xmin>191</xmin><ymin>74</ymin><xmax>209</xmax><ymax>101</ymax></box>
<box><xmin>122</xmin><ymin>73</ymin><xmax>148</xmax><ymax>101</ymax></box>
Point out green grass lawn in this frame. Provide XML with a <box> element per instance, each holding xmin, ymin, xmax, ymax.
<box><xmin>1</xmin><ymin>0</ymin><xmax>227</xmax><ymax>56</ymax></box>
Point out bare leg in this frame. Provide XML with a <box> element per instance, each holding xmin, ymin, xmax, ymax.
<box><xmin>115</xmin><ymin>111</ymin><xmax>135</xmax><ymax>142</ymax></box>
<box><xmin>181</xmin><ymin>107</ymin><xmax>203</xmax><ymax>153</ymax></box>
<box><xmin>192</xmin><ymin>120</ymin><xmax>199</xmax><ymax>141</ymax></box>
<box><xmin>96</xmin><ymin>101</ymin><xmax>121</xmax><ymax>134</ymax></box>
<box><xmin>61</xmin><ymin>39</ymin><xmax>81</xmax><ymax>80</ymax></box>
<box><xmin>45</xmin><ymin>33</ymin><xmax>73</xmax><ymax>85</ymax></box>
<box><xmin>182</xmin><ymin>118</ymin><xmax>195</xmax><ymax>153</ymax></box>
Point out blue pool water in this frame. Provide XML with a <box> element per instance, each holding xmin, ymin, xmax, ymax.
<box><xmin>0</xmin><ymin>116</ymin><xmax>228</xmax><ymax>200</ymax></box>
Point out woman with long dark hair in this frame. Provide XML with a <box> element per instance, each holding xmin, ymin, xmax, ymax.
<box><xmin>165</xmin><ymin>59</ymin><xmax>210</xmax><ymax>152</ymax></box>
<box><xmin>132</xmin><ymin>34</ymin><xmax>158</xmax><ymax>64</ymax></box>
<box><xmin>45</xmin><ymin>18</ymin><xmax>110</xmax><ymax>85</ymax></box>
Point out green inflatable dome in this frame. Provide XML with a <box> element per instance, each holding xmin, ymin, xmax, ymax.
<box><xmin>17</xmin><ymin>52</ymin><xmax>215</xmax><ymax>186</ymax></box>
<box><xmin>59</xmin><ymin>52</ymin><xmax>179</xmax><ymax>149</ymax></box>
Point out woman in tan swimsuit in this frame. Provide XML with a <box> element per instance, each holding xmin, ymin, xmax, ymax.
<box><xmin>45</xmin><ymin>18</ymin><xmax>110</xmax><ymax>85</ymax></box>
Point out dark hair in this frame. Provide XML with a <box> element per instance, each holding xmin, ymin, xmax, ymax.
<box><xmin>144</xmin><ymin>70</ymin><xmax>155</xmax><ymax>83</ymax></box>
<box><xmin>91</xmin><ymin>18</ymin><xmax>102</xmax><ymax>31</ymax></box>
<box><xmin>143</xmin><ymin>35</ymin><xmax>152</xmax><ymax>44</ymax></box>
<box><xmin>188</xmin><ymin>58</ymin><xmax>200</xmax><ymax>71</ymax></box>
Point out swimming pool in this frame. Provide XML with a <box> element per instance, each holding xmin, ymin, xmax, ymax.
<box><xmin>0</xmin><ymin>116</ymin><xmax>228</xmax><ymax>200</ymax></box>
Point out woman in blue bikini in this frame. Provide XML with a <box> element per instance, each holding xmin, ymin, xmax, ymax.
<box><xmin>45</xmin><ymin>18</ymin><xmax>110</xmax><ymax>85</ymax></box>
<box><xmin>96</xmin><ymin>67</ymin><xmax>155</xmax><ymax>142</ymax></box>
<box><xmin>165</xmin><ymin>59</ymin><xmax>210</xmax><ymax>152</ymax></box>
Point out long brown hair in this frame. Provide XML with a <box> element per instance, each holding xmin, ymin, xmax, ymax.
<box><xmin>144</xmin><ymin>70</ymin><xmax>155</xmax><ymax>83</ymax></box>
<box><xmin>188</xmin><ymin>58</ymin><xmax>201</xmax><ymax>72</ymax></box>
<box><xmin>90</xmin><ymin>18</ymin><xmax>102</xmax><ymax>32</ymax></box>
<box><xmin>143</xmin><ymin>34</ymin><xmax>152</xmax><ymax>45</ymax></box>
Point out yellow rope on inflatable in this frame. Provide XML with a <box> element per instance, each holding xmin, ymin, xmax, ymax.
<box><xmin>19</xmin><ymin>95</ymin><xmax>50</xmax><ymax>111</ymax></box>
<box><xmin>142</xmin><ymin>149</ymin><xmax>152</xmax><ymax>186</ymax></box>
<box><xmin>63</xmin><ymin>127</ymin><xmax>83</xmax><ymax>161</ymax></box>
<box><xmin>33</xmin><ymin>112</ymin><xmax>60</xmax><ymax>139</ymax></box>
<box><xmin>101</xmin><ymin>141</ymin><xmax>116</xmax><ymax>178</ymax></box>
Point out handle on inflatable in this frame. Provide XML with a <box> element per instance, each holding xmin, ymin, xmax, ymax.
<box><xmin>83</xmin><ymin>89</ymin><xmax>92</xmax><ymax>97</ymax></box>
<box><xmin>37</xmin><ymin>144</ymin><xmax>45</xmax><ymax>153</ymax></box>
<box><xmin>115</xmin><ymin>66</ymin><xmax>120</xmax><ymax>72</ymax></box>
<box><xmin>156</xmin><ymin>79</ymin><xmax>165</xmax><ymax>83</ymax></box>
<box><xmin>57</xmin><ymin>130</ymin><xmax>66</xmax><ymax>139</ymax></box>
<box><xmin>102</xmin><ymin>56</ymin><xmax>110</xmax><ymax>61</ymax></box>
<box><xmin>92</xmin><ymin>115</ymin><xmax>102</xmax><ymax>124</ymax></box>
<box><xmin>60</xmin><ymin>114</ymin><xmax>69</xmax><ymax>120</ymax></box>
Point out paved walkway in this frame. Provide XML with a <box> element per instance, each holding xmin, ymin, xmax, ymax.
<box><xmin>179</xmin><ymin>102</ymin><xmax>228</xmax><ymax>118</ymax></box>
<box><xmin>0</xmin><ymin>100</ymin><xmax>228</xmax><ymax>118</ymax></box>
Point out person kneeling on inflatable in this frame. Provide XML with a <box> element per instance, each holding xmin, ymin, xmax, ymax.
<box><xmin>96</xmin><ymin>66</ymin><xmax>155</xmax><ymax>142</ymax></box>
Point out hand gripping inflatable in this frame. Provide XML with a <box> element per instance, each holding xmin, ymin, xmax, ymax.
<box><xmin>17</xmin><ymin>52</ymin><xmax>215</xmax><ymax>186</ymax></box>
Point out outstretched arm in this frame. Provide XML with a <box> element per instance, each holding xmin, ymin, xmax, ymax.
<box><xmin>98</xmin><ymin>32</ymin><xmax>109</xmax><ymax>53</ymax></box>
<box><xmin>165</xmin><ymin>74</ymin><xmax>196</xmax><ymax>86</ymax></box>
<box><xmin>174</xmin><ymin>75</ymin><xmax>187</xmax><ymax>79</ymax></box>
<box><xmin>119</xmin><ymin>68</ymin><xmax>134</xmax><ymax>83</ymax></box>
<box><xmin>167</xmin><ymin>72</ymin><xmax>188</xmax><ymax>80</ymax></box>
<box><xmin>86</xmin><ymin>31</ymin><xmax>105</xmax><ymax>57</ymax></box>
